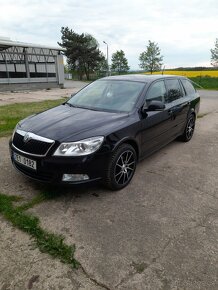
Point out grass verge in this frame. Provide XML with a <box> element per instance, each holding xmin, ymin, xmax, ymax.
<box><xmin>0</xmin><ymin>192</ymin><xmax>79</xmax><ymax>268</ymax></box>
<box><xmin>189</xmin><ymin>77</ymin><xmax>218</xmax><ymax>90</ymax></box>
<box><xmin>197</xmin><ymin>112</ymin><xmax>209</xmax><ymax>119</ymax></box>
<box><xmin>0</xmin><ymin>99</ymin><xmax>66</xmax><ymax>137</ymax></box>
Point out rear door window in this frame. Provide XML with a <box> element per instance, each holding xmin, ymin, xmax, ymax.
<box><xmin>165</xmin><ymin>79</ymin><xmax>184</xmax><ymax>103</ymax></box>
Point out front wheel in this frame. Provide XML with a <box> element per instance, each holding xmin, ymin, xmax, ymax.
<box><xmin>104</xmin><ymin>144</ymin><xmax>137</xmax><ymax>190</ymax></box>
<box><xmin>179</xmin><ymin>113</ymin><xmax>196</xmax><ymax>142</ymax></box>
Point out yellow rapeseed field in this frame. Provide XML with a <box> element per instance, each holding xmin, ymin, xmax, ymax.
<box><xmin>143</xmin><ymin>70</ymin><xmax>218</xmax><ymax>77</ymax></box>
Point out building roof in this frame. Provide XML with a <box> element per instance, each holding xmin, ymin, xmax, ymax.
<box><xmin>0</xmin><ymin>37</ymin><xmax>64</xmax><ymax>51</ymax></box>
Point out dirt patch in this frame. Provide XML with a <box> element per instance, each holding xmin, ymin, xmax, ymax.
<box><xmin>0</xmin><ymin>81</ymin><xmax>87</xmax><ymax>106</ymax></box>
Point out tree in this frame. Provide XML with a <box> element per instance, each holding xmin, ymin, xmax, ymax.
<box><xmin>111</xmin><ymin>50</ymin><xmax>130</xmax><ymax>74</ymax></box>
<box><xmin>95</xmin><ymin>53</ymin><xmax>108</xmax><ymax>76</ymax></box>
<box><xmin>211</xmin><ymin>38</ymin><xmax>218</xmax><ymax>67</ymax></box>
<box><xmin>139</xmin><ymin>40</ymin><xmax>163</xmax><ymax>74</ymax></box>
<box><xmin>58</xmin><ymin>27</ymin><xmax>104</xmax><ymax>80</ymax></box>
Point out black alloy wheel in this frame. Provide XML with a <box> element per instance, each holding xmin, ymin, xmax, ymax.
<box><xmin>105</xmin><ymin>144</ymin><xmax>137</xmax><ymax>190</ymax></box>
<box><xmin>180</xmin><ymin>114</ymin><xmax>196</xmax><ymax>142</ymax></box>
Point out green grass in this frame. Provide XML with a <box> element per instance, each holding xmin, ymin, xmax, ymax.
<box><xmin>189</xmin><ymin>77</ymin><xmax>218</xmax><ymax>90</ymax></box>
<box><xmin>0</xmin><ymin>192</ymin><xmax>79</xmax><ymax>268</ymax></box>
<box><xmin>131</xmin><ymin>261</ymin><xmax>148</xmax><ymax>273</ymax></box>
<box><xmin>0</xmin><ymin>99</ymin><xmax>66</xmax><ymax>137</ymax></box>
<box><xmin>197</xmin><ymin>113</ymin><xmax>208</xmax><ymax>118</ymax></box>
<box><xmin>0</xmin><ymin>98</ymin><xmax>80</xmax><ymax>268</ymax></box>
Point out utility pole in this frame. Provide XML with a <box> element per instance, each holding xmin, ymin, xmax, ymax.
<box><xmin>103</xmin><ymin>41</ymin><xmax>109</xmax><ymax>76</ymax></box>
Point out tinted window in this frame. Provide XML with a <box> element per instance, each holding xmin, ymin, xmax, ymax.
<box><xmin>146</xmin><ymin>81</ymin><xmax>166</xmax><ymax>103</ymax></box>
<box><xmin>181</xmin><ymin>79</ymin><xmax>196</xmax><ymax>95</ymax></box>
<box><xmin>165</xmin><ymin>79</ymin><xmax>183</xmax><ymax>103</ymax></box>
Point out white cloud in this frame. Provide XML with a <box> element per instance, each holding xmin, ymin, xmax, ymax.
<box><xmin>0</xmin><ymin>0</ymin><xmax>217</xmax><ymax>69</ymax></box>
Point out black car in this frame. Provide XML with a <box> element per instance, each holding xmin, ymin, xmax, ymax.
<box><xmin>9</xmin><ymin>75</ymin><xmax>200</xmax><ymax>190</ymax></box>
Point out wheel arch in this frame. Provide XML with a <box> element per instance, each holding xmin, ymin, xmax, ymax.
<box><xmin>189</xmin><ymin>106</ymin><xmax>197</xmax><ymax>119</ymax></box>
<box><xmin>112</xmin><ymin>138</ymin><xmax>140</xmax><ymax>161</ymax></box>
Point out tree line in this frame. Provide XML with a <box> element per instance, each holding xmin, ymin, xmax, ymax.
<box><xmin>58</xmin><ymin>27</ymin><xmax>218</xmax><ymax>80</ymax></box>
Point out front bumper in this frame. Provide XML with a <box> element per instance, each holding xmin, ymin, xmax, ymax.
<box><xmin>9</xmin><ymin>140</ymin><xmax>110</xmax><ymax>184</ymax></box>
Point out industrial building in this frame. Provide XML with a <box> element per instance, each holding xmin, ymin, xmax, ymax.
<box><xmin>0</xmin><ymin>37</ymin><xmax>64</xmax><ymax>91</ymax></box>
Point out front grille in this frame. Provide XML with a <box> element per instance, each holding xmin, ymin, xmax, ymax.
<box><xmin>12</xmin><ymin>130</ymin><xmax>54</xmax><ymax>156</ymax></box>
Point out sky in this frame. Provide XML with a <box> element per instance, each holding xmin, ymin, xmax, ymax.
<box><xmin>0</xmin><ymin>0</ymin><xmax>217</xmax><ymax>70</ymax></box>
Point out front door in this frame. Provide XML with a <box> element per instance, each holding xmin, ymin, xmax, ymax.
<box><xmin>140</xmin><ymin>80</ymin><xmax>175</xmax><ymax>157</ymax></box>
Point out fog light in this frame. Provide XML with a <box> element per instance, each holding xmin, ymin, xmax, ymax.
<box><xmin>62</xmin><ymin>174</ymin><xmax>89</xmax><ymax>182</ymax></box>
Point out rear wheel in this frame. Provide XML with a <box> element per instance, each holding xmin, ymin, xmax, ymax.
<box><xmin>105</xmin><ymin>144</ymin><xmax>137</xmax><ymax>190</ymax></box>
<box><xmin>179</xmin><ymin>113</ymin><xmax>196</xmax><ymax>142</ymax></box>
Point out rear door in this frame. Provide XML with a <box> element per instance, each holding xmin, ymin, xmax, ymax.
<box><xmin>165</xmin><ymin>78</ymin><xmax>190</xmax><ymax>137</ymax></box>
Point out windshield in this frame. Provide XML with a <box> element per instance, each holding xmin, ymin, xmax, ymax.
<box><xmin>67</xmin><ymin>80</ymin><xmax>145</xmax><ymax>112</ymax></box>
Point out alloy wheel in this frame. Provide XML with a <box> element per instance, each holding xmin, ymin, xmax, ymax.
<box><xmin>186</xmin><ymin>115</ymin><xmax>195</xmax><ymax>140</ymax></box>
<box><xmin>114</xmin><ymin>150</ymin><xmax>136</xmax><ymax>186</ymax></box>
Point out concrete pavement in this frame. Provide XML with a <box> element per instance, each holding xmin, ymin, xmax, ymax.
<box><xmin>0</xmin><ymin>88</ymin><xmax>217</xmax><ymax>289</ymax></box>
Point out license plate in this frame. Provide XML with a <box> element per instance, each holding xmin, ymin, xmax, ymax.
<box><xmin>13</xmin><ymin>152</ymin><xmax>37</xmax><ymax>170</ymax></box>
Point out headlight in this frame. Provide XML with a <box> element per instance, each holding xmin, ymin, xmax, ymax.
<box><xmin>53</xmin><ymin>136</ymin><xmax>104</xmax><ymax>156</ymax></box>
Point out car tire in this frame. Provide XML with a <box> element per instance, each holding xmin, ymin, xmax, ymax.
<box><xmin>104</xmin><ymin>144</ymin><xmax>137</xmax><ymax>190</ymax></box>
<box><xmin>179</xmin><ymin>113</ymin><xmax>196</xmax><ymax>142</ymax></box>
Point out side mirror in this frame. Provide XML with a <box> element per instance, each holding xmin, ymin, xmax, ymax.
<box><xmin>145</xmin><ymin>100</ymin><xmax>165</xmax><ymax>112</ymax></box>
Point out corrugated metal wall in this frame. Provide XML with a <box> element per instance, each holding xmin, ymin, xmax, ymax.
<box><xmin>0</xmin><ymin>46</ymin><xmax>61</xmax><ymax>84</ymax></box>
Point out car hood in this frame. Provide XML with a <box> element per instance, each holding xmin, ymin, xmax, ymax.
<box><xmin>19</xmin><ymin>104</ymin><xmax>129</xmax><ymax>142</ymax></box>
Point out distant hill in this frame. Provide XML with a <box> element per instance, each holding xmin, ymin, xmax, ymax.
<box><xmin>165</xmin><ymin>67</ymin><xmax>217</xmax><ymax>71</ymax></box>
<box><xmin>129</xmin><ymin>67</ymin><xmax>217</xmax><ymax>73</ymax></box>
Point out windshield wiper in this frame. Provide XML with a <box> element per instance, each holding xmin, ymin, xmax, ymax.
<box><xmin>65</xmin><ymin>102</ymin><xmax>78</xmax><ymax>108</ymax></box>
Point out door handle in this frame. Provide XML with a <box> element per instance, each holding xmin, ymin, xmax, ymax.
<box><xmin>182</xmin><ymin>101</ymin><xmax>190</xmax><ymax>107</ymax></box>
<box><xmin>168</xmin><ymin>109</ymin><xmax>176</xmax><ymax>120</ymax></box>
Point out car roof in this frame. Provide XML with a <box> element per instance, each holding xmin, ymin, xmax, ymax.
<box><xmin>101</xmin><ymin>74</ymin><xmax>187</xmax><ymax>83</ymax></box>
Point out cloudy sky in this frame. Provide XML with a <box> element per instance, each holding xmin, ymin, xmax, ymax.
<box><xmin>0</xmin><ymin>0</ymin><xmax>217</xmax><ymax>70</ymax></box>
